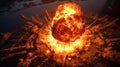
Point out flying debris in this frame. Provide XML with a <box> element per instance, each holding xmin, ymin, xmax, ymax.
<box><xmin>0</xmin><ymin>2</ymin><xmax>120</xmax><ymax>67</ymax></box>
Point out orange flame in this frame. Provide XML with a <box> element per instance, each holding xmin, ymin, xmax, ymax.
<box><xmin>51</xmin><ymin>2</ymin><xmax>85</xmax><ymax>42</ymax></box>
<box><xmin>39</xmin><ymin>2</ymin><xmax>88</xmax><ymax>56</ymax></box>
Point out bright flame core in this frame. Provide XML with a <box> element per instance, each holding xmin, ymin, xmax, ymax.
<box><xmin>51</xmin><ymin>2</ymin><xmax>85</xmax><ymax>42</ymax></box>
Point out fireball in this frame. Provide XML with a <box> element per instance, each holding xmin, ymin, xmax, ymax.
<box><xmin>51</xmin><ymin>2</ymin><xmax>85</xmax><ymax>42</ymax></box>
<box><xmin>39</xmin><ymin>2</ymin><xmax>87</xmax><ymax>55</ymax></box>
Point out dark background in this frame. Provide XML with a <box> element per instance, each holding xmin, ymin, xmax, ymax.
<box><xmin>0</xmin><ymin>0</ymin><xmax>120</xmax><ymax>33</ymax></box>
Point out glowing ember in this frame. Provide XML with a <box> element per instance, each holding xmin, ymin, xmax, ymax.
<box><xmin>51</xmin><ymin>2</ymin><xmax>85</xmax><ymax>42</ymax></box>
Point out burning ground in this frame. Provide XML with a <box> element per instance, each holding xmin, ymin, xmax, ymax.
<box><xmin>0</xmin><ymin>2</ymin><xmax>120</xmax><ymax>67</ymax></box>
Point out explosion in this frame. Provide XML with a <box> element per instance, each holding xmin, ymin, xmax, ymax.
<box><xmin>0</xmin><ymin>2</ymin><xmax>120</xmax><ymax>67</ymax></box>
<box><xmin>39</xmin><ymin>2</ymin><xmax>87</xmax><ymax>55</ymax></box>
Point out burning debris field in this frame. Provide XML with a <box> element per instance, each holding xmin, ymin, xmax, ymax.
<box><xmin>0</xmin><ymin>2</ymin><xmax>120</xmax><ymax>67</ymax></box>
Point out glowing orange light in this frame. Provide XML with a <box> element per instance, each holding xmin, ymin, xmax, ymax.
<box><xmin>39</xmin><ymin>2</ymin><xmax>88</xmax><ymax>56</ymax></box>
<box><xmin>51</xmin><ymin>2</ymin><xmax>85</xmax><ymax>42</ymax></box>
